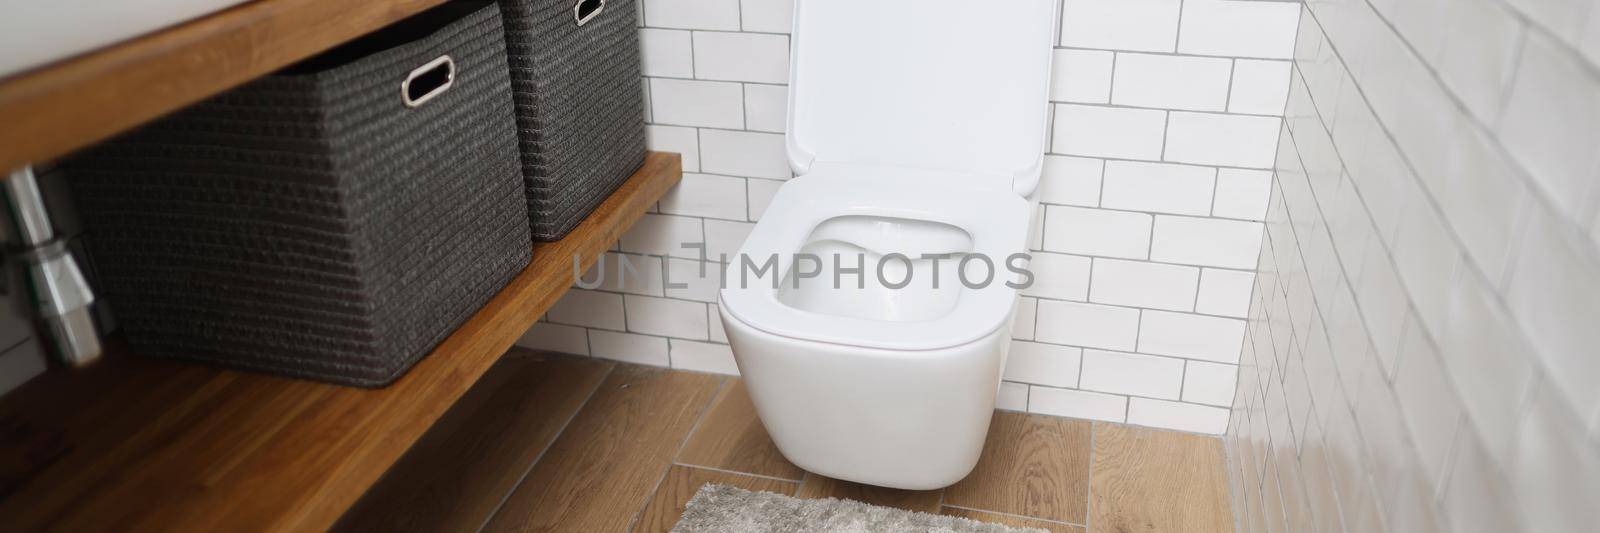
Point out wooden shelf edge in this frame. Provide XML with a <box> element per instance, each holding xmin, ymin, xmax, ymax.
<box><xmin>0</xmin><ymin>0</ymin><xmax>455</xmax><ymax>172</ymax></box>
<box><xmin>0</xmin><ymin>152</ymin><xmax>682</xmax><ymax>531</ymax></box>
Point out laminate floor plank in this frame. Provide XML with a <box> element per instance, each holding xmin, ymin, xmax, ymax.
<box><xmin>674</xmin><ymin>380</ymin><xmax>803</xmax><ymax>481</ymax></box>
<box><xmin>481</xmin><ymin>365</ymin><xmax>723</xmax><ymax>532</ymax></box>
<box><xmin>335</xmin><ymin>350</ymin><xmax>613</xmax><ymax>532</ymax></box>
<box><xmin>943</xmin><ymin>411</ymin><xmax>1092</xmax><ymax>524</ymax></box>
<box><xmin>632</xmin><ymin>465</ymin><xmax>798</xmax><ymax>533</ymax></box>
<box><xmin>1089</xmin><ymin>422</ymin><xmax>1233</xmax><ymax>533</ymax></box>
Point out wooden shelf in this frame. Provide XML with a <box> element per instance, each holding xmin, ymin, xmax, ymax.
<box><xmin>0</xmin><ymin>0</ymin><xmax>458</xmax><ymax>172</ymax></box>
<box><xmin>0</xmin><ymin>152</ymin><xmax>682</xmax><ymax>532</ymax></box>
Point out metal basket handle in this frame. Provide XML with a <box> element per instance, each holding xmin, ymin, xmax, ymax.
<box><xmin>401</xmin><ymin>55</ymin><xmax>454</xmax><ymax>108</ymax></box>
<box><xmin>574</xmin><ymin>0</ymin><xmax>605</xmax><ymax>26</ymax></box>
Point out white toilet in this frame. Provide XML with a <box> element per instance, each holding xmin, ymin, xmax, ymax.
<box><xmin>717</xmin><ymin>0</ymin><xmax>1057</xmax><ymax>490</ymax></box>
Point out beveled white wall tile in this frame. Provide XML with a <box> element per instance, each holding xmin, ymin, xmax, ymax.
<box><xmin>996</xmin><ymin>381</ymin><xmax>1030</xmax><ymax>411</ymax></box>
<box><xmin>1138</xmin><ymin>310</ymin><xmax>1246</xmax><ymax>363</ymax></box>
<box><xmin>1151</xmin><ymin>216</ymin><xmax>1264</xmax><ymax>269</ymax></box>
<box><xmin>582</xmin><ymin>252</ymin><xmax>667</xmax><ymax>296</ymax></box>
<box><xmin>704</xmin><ymin>219</ymin><xmax>755</xmax><ymax>261</ymax></box>
<box><xmin>745</xmin><ymin>177</ymin><xmax>782</xmax><ymax>221</ymax></box>
<box><xmin>1442</xmin><ymin>435</ymin><xmax>1522</xmax><ymax>533</ymax></box>
<box><xmin>1060</xmin><ymin>0</ymin><xmax>1182</xmax><ymax>52</ymax></box>
<box><xmin>1022</xmin><ymin>252</ymin><xmax>1092</xmax><ymax>301</ymax></box>
<box><xmin>743</xmin><ymin>83</ymin><xmax>787</xmax><ymax>133</ymax></box>
<box><xmin>739</xmin><ymin>0</ymin><xmax>793</xmax><ymax>33</ymax></box>
<box><xmin>1439</xmin><ymin>272</ymin><xmax>1536</xmax><ymax>459</ymax></box>
<box><xmin>1051</xmin><ymin>49</ymin><xmax>1114</xmax><ymax>103</ymax></box>
<box><xmin>1013</xmin><ymin>297</ymin><xmax>1039</xmax><ymax>340</ymax></box>
<box><xmin>1036</xmin><ymin>300</ymin><xmax>1141</xmax><ymax>351</ymax></box>
<box><xmin>1164</xmin><ymin>112</ymin><xmax>1282</xmax><ymax>168</ymax></box>
<box><xmin>1101</xmin><ymin>160</ymin><xmax>1217</xmax><ymax>216</ymax></box>
<box><xmin>708</xmin><ymin>304</ymin><xmax>729</xmax><ymax>343</ymax></box>
<box><xmin>516</xmin><ymin>322</ymin><xmax>591</xmax><ymax>355</ymax></box>
<box><xmin>646</xmin><ymin>125</ymin><xmax>701</xmax><ymax>171</ymax></box>
<box><xmin>1196</xmin><ymin>268</ymin><xmax>1255</xmax><ymax>318</ymax></box>
<box><xmin>1508</xmin><ymin>387</ymin><xmax>1600</xmax><ymax>533</ymax></box>
<box><xmin>1497</xmin><ymin>33</ymin><xmax>1600</xmax><ymax>223</ymax></box>
<box><xmin>665</xmin><ymin>257</ymin><xmax>722</xmax><ymax>303</ymax></box>
<box><xmin>1391</xmin><ymin>318</ymin><xmax>1462</xmax><ymax>484</ymax></box>
<box><xmin>1505</xmin><ymin>213</ymin><xmax>1600</xmax><ymax>416</ymax></box>
<box><xmin>1229</xmin><ymin>60</ymin><xmax>1292</xmax><ymax>115</ymax></box>
<box><xmin>1434</xmin><ymin>0</ymin><xmax>1522</xmax><ymax>123</ymax></box>
<box><xmin>1112</xmin><ymin>53</ymin><xmax>1233</xmax><ymax>111</ymax></box>
<box><xmin>1038</xmin><ymin>155</ymin><xmax>1103</xmax><ymax>206</ymax></box>
<box><xmin>589</xmin><ymin>330</ymin><xmax>671</xmax><ymax>367</ymax></box>
<box><xmin>1052</xmin><ymin>104</ymin><xmax>1167</xmax><ymax>160</ymax></box>
<box><xmin>1183</xmin><ymin>360</ymin><xmax>1239</xmax><ymax>407</ymax></box>
<box><xmin>624</xmin><ymin>295</ymin><xmax>709</xmax><ymax>340</ymax></box>
<box><xmin>1213</xmin><ymin>168</ymin><xmax>1274</xmax><ymax>220</ymax></box>
<box><xmin>639</xmin><ymin>28</ymin><xmax>694</xmax><ymax>78</ymax></box>
<box><xmin>548</xmin><ymin>289</ymin><xmax>626</xmax><ymax>330</ymax></box>
<box><xmin>699</xmin><ymin>129</ymin><xmax>789</xmax><ymax>179</ymax></box>
<box><xmin>650</xmin><ymin>78</ymin><xmax>744</xmax><ymax>128</ymax></box>
<box><xmin>660</xmin><ymin>173</ymin><xmax>748</xmax><ymax>220</ymax></box>
<box><xmin>1043</xmin><ymin>206</ymin><xmax>1153</xmax><ymax>259</ymax></box>
<box><xmin>643</xmin><ymin>0</ymin><xmax>741</xmax><ymax>31</ymax></box>
<box><xmin>1004</xmin><ymin>340</ymin><xmax>1083</xmax><ymax>388</ymax></box>
<box><xmin>1178</xmin><ymin>0</ymin><xmax>1300</xmax><ymax>59</ymax></box>
<box><xmin>670</xmin><ymin>339</ymin><xmax>740</xmax><ymax>375</ymax></box>
<box><xmin>1081</xmin><ymin>349</ymin><xmax>1185</xmax><ymax>399</ymax></box>
<box><xmin>1089</xmin><ymin>258</ymin><xmax>1200</xmax><ymax>311</ymax></box>
<box><xmin>692</xmin><ymin>31</ymin><xmax>790</xmax><ymax>84</ymax></box>
<box><xmin>1029</xmin><ymin>386</ymin><xmax>1129</xmax><ymax>422</ymax></box>
<box><xmin>1128</xmin><ymin>397</ymin><xmax>1230</xmax><ymax>434</ymax></box>
<box><xmin>620</xmin><ymin>213</ymin><xmax>704</xmax><ymax>258</ymax></box>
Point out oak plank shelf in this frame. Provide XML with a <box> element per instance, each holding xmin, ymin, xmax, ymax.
<box><xmin>0</xmin><ymin>152</ymin><xmax>683</xmax><ymax>532</ymax></box>
<box><xmin>0</xmin><ymin>0</ymin><xmax>459</xmax><ymax>173</ymax></box>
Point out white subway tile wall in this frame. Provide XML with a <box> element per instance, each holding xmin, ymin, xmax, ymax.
<box><xmin>1230</xmin><ymin>1</ymin><xmax>1600</xmax><ymax>532</ymax></box>
<box><xmin>515</xmin><ymin>0</ymin><xmax>1299</xmax><ymax>437</ymax></box>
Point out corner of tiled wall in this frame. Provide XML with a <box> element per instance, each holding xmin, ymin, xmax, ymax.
<box><xmin>1229</xmin><ymin>0</ymin><xmax>1600</xmax><ymax>531</ymax></box>
<box><xmin>521</xmin><ymin>0</ymin><xmax>1303</xmax><ymax>438</ymax></box>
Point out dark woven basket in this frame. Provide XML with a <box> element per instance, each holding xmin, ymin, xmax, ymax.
<box><xmin>498</xmin><ymin>0</ymin><xmax>648</xmax><ymax>240</ymax></box>
<box><xmin>66</xmin><ymin>1</ymin><xmax>532</xmax><ymax>387</ymax></box>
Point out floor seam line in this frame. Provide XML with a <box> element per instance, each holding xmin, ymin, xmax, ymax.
<box><xmin>473</xmin><ymin>361</ymin><xmax>616</xmax><ymax>533</ymax></box>
<box><xmin>624</xmin><ymin>376</ymin><xmax>731</xmax><ymax>532</ymax></box>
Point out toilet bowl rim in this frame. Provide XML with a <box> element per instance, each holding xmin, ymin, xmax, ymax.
<box><xmin>717</xmin><ymin>168</ymin><xmax>1031</xmax><ymax>351</ymax></box>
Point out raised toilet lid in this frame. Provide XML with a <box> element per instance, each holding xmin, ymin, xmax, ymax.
<box><xmin>785</xmin><ymin>0</ymin><xmax>1058</xmax><ymax>195</ymax></box>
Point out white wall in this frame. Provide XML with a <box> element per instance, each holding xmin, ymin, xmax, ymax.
<box><xmin>1230</xmin><ymin>0</ymin><xmax>1600</xmax><ymax>531</ymax></box>
<box><xmin>521</xmin><ymin>0</ymin><xmax>1303</xmax><ymax>435</ymax></box>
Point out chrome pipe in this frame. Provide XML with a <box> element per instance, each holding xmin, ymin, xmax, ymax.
<box><xmin>3</xmin><ymin>166</ymin><xmax>101</xmax><ymax>366</ymax></box>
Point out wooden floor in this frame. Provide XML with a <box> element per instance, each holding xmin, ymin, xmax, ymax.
<box><xmin>337</xmin><ymin>349</ymin><xmax>1234</xmax><ymax>533</ymax></box>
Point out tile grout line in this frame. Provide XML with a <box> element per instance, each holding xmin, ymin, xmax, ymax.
<box><xmin>473</xmin><ymin>363</ymin><xmax>617</xmax><ymax>533</ymax></box>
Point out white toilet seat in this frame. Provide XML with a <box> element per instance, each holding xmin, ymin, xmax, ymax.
<box><xmin>719</xmin><ymin>163</ymin><xmax>1031</xmax><ymax>352</ymax></box>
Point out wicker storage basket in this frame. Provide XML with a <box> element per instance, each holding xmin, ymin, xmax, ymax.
<box><xmin>498</xmin><ymin>0</ymin><xmax>648</xmax><ymax>240</ymax></box>
<box><xmin>67</xmin><ymin>1</ymin><xmax>532</xmax><ymax>387</ymax></box>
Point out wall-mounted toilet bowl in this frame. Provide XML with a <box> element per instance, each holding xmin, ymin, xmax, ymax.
<box><xmin>719</xmin><ymin>166</ymin><xmax>1032</xmax><ymax>490</ymax></box>
<box><xmin>719</xmin><ymin>0</ymin><xmax>1056</xmax><ymax>490</ymax></box>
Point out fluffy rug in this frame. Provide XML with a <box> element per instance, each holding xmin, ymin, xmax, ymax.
<box><xmin>670</xmin><ymin>484</ymin><xmax>1047</xmax><ymax>533</ymax></box>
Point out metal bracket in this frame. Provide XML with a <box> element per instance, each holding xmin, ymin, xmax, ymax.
<box><xmin>3</xmin><ymin>166</ymin><xmax>101</xmax><ymax>366</ymax></box>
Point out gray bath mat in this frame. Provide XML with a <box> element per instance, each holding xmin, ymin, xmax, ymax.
<box><xmin>670</xmin><ymin>484</ymin><xmax>1047</xmax><ymax>533</ymax></box>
